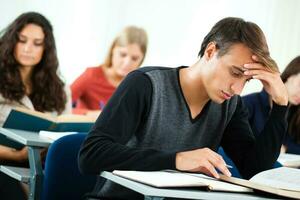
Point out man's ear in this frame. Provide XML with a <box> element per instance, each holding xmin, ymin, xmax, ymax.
<box><xmin>204</xmin><ymin>42</ymin><xmax>218</xmax><ymax>61</ymax></box>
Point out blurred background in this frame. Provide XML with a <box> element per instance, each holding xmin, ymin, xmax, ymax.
<box><xmin>1</xmin><ymin>0</ymin><xmax>300</xmax><ymax>95</ymax></box>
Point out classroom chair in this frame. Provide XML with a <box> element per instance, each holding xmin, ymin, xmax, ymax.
<box><xmin>42</xmin><ymin>133</ymin><xmax>96</xmax><ymax>200</ymax></box>
<box><xmin>217</xmin><ymin>147</ymin><xmax>242</xmax><ymax>178</ymax></box>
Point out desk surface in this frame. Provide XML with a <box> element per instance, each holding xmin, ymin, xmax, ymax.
<box><xmin>100</xmin><ymin>171</ymin><xmax>283</xmax><ymax>200</ymax></box>
<box><xmin>0</xmin><ymin>127</ymin><xmax>54</xmax><ymax>200</ymax></box>
<box><xmin>0</xmin><ymin>127</ymin><xmax>52</xmax><ymax>147</ymax></box>
<box><xmin>0</xmin><ymin>165</ymin><xmax>30</xmax><ymax>183</ymax></box>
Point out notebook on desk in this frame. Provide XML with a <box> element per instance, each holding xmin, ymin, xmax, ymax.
<box><xmin>38</xmin><ymin>131</ymin><xmax>77</xmax><ymax>141</ymax></box>
<box><xmin>113</xmin><ymin>170</ymin><xmax>252</xmax><ymax>192</ymax></box>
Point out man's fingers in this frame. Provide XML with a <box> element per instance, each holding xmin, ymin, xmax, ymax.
<box><xmin>251</xmin><ymin>73</ymin><xmax>276</xmax><ymax>84</ymax></box>
<box><xmin>201</xmin><ymin>162</ymin><xmax>220</xmax><ymax>179</ymax></box>
<box><xmin>244</xmin><ymin>62</ymin><xmax>265</xmax><ymax>70</ymax></box>
<box><xmin>216</xmin><ymin>164</ymin><xmax>232</xmax><ymax>177</ymax></box>
<box><xmin>204</xmin><ymin>150</ymin><xmax>232</xmax><ymax>177</ymax></box>
<box><xmin>208</xmin><ymin>157</ymin><xmax>232</xmax><ymax>177</ymax></box>
<box><xmin>176</xmin><ymin>148</ymin><xmax>232</xmax><ymax>178</ymax></box>
<box><xmin>244</xmin><ymin>69</ymin><xmax>264</xmax><ymax>76</ymax></box>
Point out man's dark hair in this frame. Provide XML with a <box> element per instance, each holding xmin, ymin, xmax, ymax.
<box><xmin>198</xmin><ymin>17</ymin><xmax>278</xmax><ymax>71</ymax></box>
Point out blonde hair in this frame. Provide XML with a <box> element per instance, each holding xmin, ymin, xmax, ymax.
<box><xmin>103</xmin><ymin>26</ymin><xmax>148</xmax><ymax>68</ymax></box>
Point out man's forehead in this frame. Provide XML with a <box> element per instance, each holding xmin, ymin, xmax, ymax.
<box><xmin>222</xmin><ymin>43</ymin><xmax>253</xmax><ymax>61</ymax></box>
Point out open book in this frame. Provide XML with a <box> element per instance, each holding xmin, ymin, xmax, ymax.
<box><xmin>220</xmin><ymin>167</ymin><xmax>300</xmax><ymax>199</ymax></box>
<box><xmin>3</xmin><ymin>107</ymin><xmax>96</xmax><ymax>132</ymax></box>
<box><xmin>113</xmin><ymin>170</ymin><xmax>252</xmax><ymax>192</ymax></box>
<box><xmin>277</xmin><ymin>153</ymin><xmax>300</xmax><ymax>168</ymax></box>
<box><xmin>113</xmin><ymin>167</ymin><xmax>300</xmax><ymax>199</ymax></box>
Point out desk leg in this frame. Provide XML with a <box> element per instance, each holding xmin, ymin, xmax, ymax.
<box><xmin>144</xmin><ymin>196</ymin><xmax>164</xmax><ymax>200</ymax></box>
<box><xmin>28</xmin><ymin>147</ymin><xmax>43</xmax><ymax>200</ymax></box>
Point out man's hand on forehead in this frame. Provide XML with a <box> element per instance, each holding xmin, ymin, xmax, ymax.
<box><xmin>245</xmin><ymin>55</ymin><xmax>276</xmax><ymax>72</ymax></box>
<box><xmin>242</xmin><ymin>55</ymin><xmax>288</xmax><ymax>106</ymax></box>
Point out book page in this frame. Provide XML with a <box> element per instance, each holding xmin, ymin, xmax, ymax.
<box><xmin>113</xmin><ymin>170</ymin><xmax>208</xmax><ymax>187</ymax></box>
<box><xmin>56</xmin><ymin>114</ymin><xmax>97</xmax><ymax>123</ymax></box>
<box><xmin>39</xmin><ymin>131</ymin><xmax>77</xmax><ymax>141</ymax></box>
<box><xmin>277</xmin><ymin>153</ymin><xmax>300</xmax><ymax>168</ymax></box>
<box><xmin>180</xmin><ymin>172</ymin><xmax>252</xmax><ymax>192</ymax></box>
<box><xmin>113</xmin><ymin>170</ymin><xmax>251</xmax><ymax>192</ymax></box>
<box><xmin>250</xmin><ymin>167</ymin><xmax>300</xmax><ymax>192</ymax></box>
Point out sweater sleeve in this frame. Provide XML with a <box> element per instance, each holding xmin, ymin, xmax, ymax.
<box><xmin>78</xmin><ymin>70</ymin><xmax>176</xmax><ymax>174</ymax></box>
<box><xmin>221</xmin><ymin>97</ymin><xmax>287</xmax><ymax>179</ymax></box>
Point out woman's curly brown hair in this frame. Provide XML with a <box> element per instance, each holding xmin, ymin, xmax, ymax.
<box><xmin>0</xmin><ymin>12</ymin><xmax>66</xmax><ymax>114</ymax></box>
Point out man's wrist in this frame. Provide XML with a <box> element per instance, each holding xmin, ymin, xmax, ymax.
<box><xmin>273</xmin><ymin>96</ymin><xmax>288</xmax><ymax>106</ymax></box>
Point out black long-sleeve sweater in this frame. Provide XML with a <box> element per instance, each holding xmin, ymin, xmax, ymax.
<box><xmin>78</xmin><ymin>67</ymin><xmax>287</xmax><ymax>199</ymax></box>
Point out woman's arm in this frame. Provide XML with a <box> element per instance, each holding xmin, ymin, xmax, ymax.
<box><xmin>0</xmin><ymin>145</ymin><xmax>28</xmax><ymax>162</ymax></box>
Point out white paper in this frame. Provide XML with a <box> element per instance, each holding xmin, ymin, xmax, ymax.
<box><xmin>113</xmin><ymin>170</ymin><xmax>252</xmax><ymax>192</ymax></box>
<box><xmin>250</xmin><ymin>167</ymin><xmax>300</xmax><ymax>192</ymax></box>
<box><xmin>277</xmin><ymin>153</ymin><xmax>300</xmax><ymax>168</ymax></box>
<box><xmin>39</xmin><ymin>131</ymin><xmax>77</xmax><ymax>141</ymax></box>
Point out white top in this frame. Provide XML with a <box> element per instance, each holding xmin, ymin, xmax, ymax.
<box><xmin>0</xmin><ymin>85</ymin><xmax>72</xmax><ymax>126</ymax></box>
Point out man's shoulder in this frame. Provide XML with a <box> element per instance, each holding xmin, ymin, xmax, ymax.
<box><xmin>125</xmin><ymin>66</ymin><xmax>175</xmax><ymax>84</ymax></box>
<box><xmin>120</xmin><ymin>68</ymin><xmax>161</xmax><ymax>89</ymax></box>
<box><xmin>136</xmin><ymin>66</ymin><xmax>174</xmax><ymax>74</ymax></box>
<box><xmin>122</xmin><ymin>66</ymin><xmax>179</xmax><ymax>97</ymax></box>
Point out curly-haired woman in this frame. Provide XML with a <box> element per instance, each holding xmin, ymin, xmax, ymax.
<box><xmin>0</xmin><ymin>12</ymin><xmax>71</xmax><ymax>199</ymax></box>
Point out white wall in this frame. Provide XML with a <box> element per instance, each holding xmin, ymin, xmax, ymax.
<box><xmin>1</xmin><ymin>0</ymin><xmax>300</xmax><ymax>95</ymax></box>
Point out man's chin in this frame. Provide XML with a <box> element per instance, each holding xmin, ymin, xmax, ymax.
<box><xmin>211</xmin><ymin>97</ymin><xmax>226</xmax><ymax>104</ymax></box>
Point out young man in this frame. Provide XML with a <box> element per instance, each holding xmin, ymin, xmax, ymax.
<box><xmin>79</xmin><ymin>17</ymin><xmax>288</xmax><ymax>199</ymax></box>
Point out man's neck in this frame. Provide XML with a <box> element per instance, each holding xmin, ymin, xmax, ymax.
<box><xmin>179</xmin><ymin>61</ymin><xmax>210</xmax><ymax>118</ymax></box>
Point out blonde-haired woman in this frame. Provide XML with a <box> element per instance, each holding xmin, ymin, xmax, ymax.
<box><xmin>71</xmin><ymin>26</ymin><xmax>148</xmax><ymax>114</ymax></box>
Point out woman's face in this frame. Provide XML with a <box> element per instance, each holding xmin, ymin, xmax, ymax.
<box><xmin>111</xmin><ymin>43</ymin><xmax>144</xmax><ymax>77</ymax></box>
<box><xmin>14</xmin><ymin>23</ymin><xmax>45</xmax><ymax>68</ymax></box>
<box><xmin>285</xmin><ymin>73</ymin><xmax>300</xmax><ymax>105</ymax></box>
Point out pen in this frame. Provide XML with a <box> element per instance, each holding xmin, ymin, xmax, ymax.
<box><xmin>99</xmin><ymin>101</ymin><xmax>105</xmax><ymax>110</ymax></box>
<box><xmin>226</xmin><ymin>164</ymin><xmax>233</xmax><ymax>169</ymax></box>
